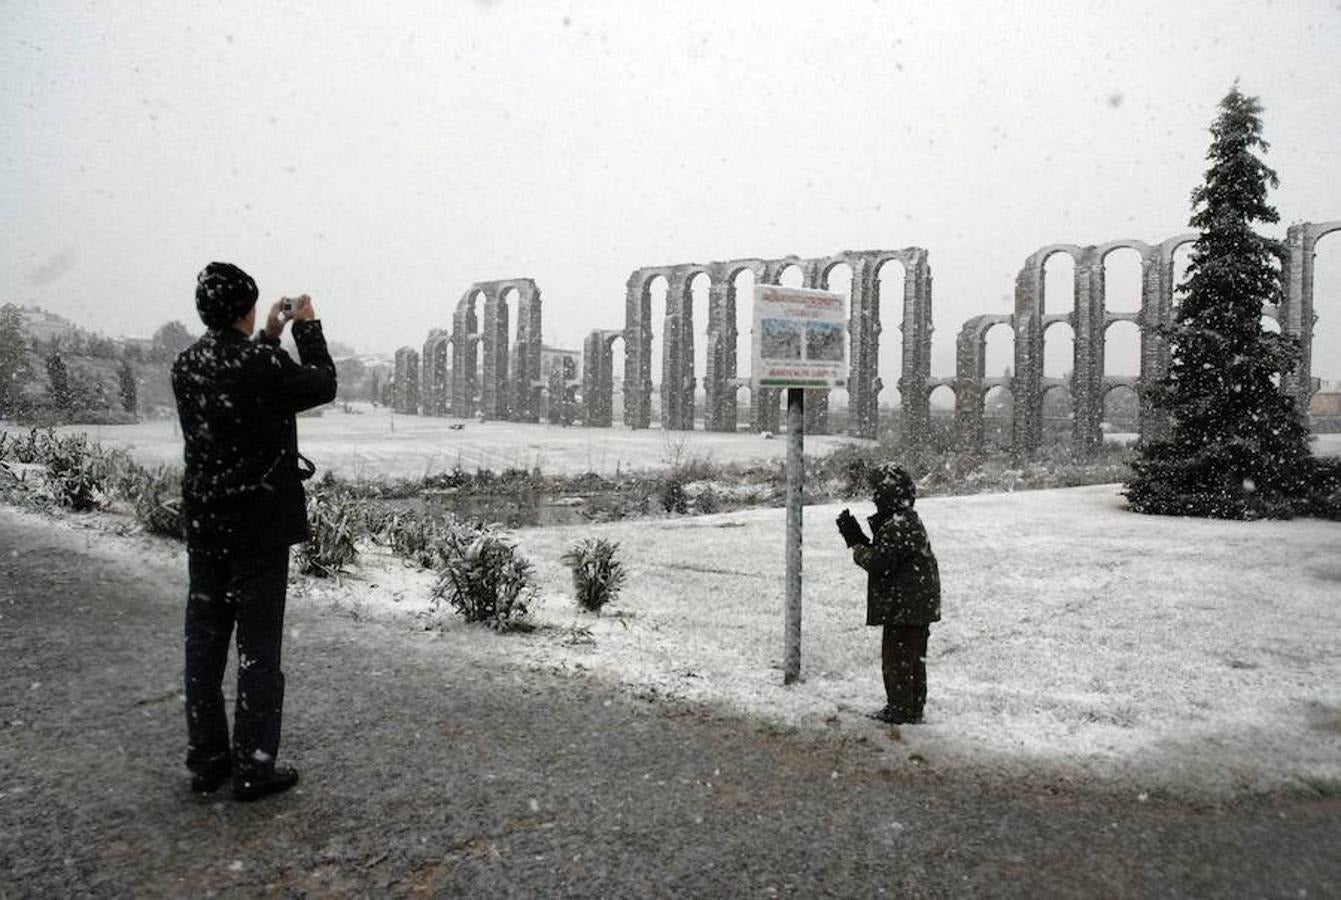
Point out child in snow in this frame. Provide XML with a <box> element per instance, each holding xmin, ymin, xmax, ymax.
<box><xmin>836</xmin><ymin>464</ymin><xmax>941</xmax><ymax>724</ymax></box>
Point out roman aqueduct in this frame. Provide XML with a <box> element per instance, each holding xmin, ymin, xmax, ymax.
<box><xmin>388</xmin><ymin>220</ymin><xmax>1340</xmax><ymax>455</ymax></box>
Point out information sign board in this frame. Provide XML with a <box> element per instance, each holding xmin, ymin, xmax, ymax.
<box><xmin>751</xmin><ymin>285</ymin><xmax>847</xmax><ymax>389</ymax></box>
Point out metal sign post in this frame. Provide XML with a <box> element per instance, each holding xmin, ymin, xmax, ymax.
<box><xmin>750</xmin><ymin>285</ymin><xmax>848</xmax><ymax>686</ymax></box>
<box><xmin>783</xmin><ymin>387</ymin><xmax>804</xmax><ymax>684</ymax></box>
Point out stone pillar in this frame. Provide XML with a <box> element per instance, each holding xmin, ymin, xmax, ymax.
<box><xmin>846</xmin><ymin>256</ymin><xmax>879</xmax><ymax>439</ymax></box>
<box><xmin>1071</xmin><ymin>250</ymin><xmax>1104</xmax><ymax>457</ymax></box>
<box><xmin>421</xmin><ymin>330</ymin><xmax>449</xmax><ymax>417</ymax></box>
<box><xmin>393</xmin><ymin>347</ymin><xmax>420</xmax><ymax>414</ymax></box>
<box><xmin>450</xmin><ymin>297</ymin><xmax>480</xmax><ymax>419</ymax></box>
<box><xmin>704</xmin><ymin>271</ymin><xmax>738</xmax><ymax>432</ymax></box>
<box><xmin>623</xmin><ymin>272</ymin><xmax>653</xmax><ymax>430</ymax></box>
<box><xmin>481</xmin><ymin>291</ymin><xmax>509</xmax><ymax>421</ymax></box>
<box><xmin>1137</xmin><ymin>252</ymin><xmax>1170</xmax><ymax>442</ymax></box>
<box><xmin>898</xmin><ymin>251</ymin><xmax>933</xmax><ymax>449</ymax></box>
<box><xmin>581</xmin><ymin>331</ymin><xmax>608</xmax><ymax>427</ymax></box>
<box><xmin>1011</xmin><ymin>266</ymin><xmax>1043</xmax><ymax>453</ymax></box>
<box><xmin>662</xmin><ymin>269</ymin><xmax>695</xmax><ymax>431</ymax></box>
<box><xmin>754</xmin><ymin>388</ymin><xmax>782</xmax><ymax>433</ymax></box>
<box><xmin>955</xmin><ymin>319</ymin><xmax>986</xmax><ymax>450</ymax></box>
<box><xmin>510</xmin><ymin>282</ymin><xmax>543</xmax><ymax>423</ymax></box>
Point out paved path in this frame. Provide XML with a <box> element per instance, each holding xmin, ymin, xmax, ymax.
<box><xmin>1</xmin><ymin>509</ymin><xmax>1338</xmax><ymax>897</ymax></box>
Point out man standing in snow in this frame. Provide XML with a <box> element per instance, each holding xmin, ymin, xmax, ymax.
<box><xmin>836</xmin><ymin>464</ymin><xmax>941</xmax><ymax>724</ymax></box>
<box><xmin>172</xmin><ymin>262</ymin><xmax>337</xmax><ymax>801</ymax></box>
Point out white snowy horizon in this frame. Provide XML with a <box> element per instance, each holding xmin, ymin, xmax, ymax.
<box><xmin>2</xmin><ymin>1</ymin><xmax>1339</xmax><ymax>385</ymax></box>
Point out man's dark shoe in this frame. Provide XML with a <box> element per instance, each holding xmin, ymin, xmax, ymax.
<box><xmin>867</xmin><ymin>706</ymin><xmax>923</xmax><ymax>725</ymax></box>
<box><xmin>190</xmin><ymin>763</ymin><xmax>231</xmax><ymax>795</ymax></box>
<box><xmin>233</xmin><ymin>766</ymin><xmax>300</xmax><ymax>802</ymax></box>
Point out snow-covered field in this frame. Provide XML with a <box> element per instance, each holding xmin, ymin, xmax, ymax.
<box><xmin>29</xmin><ymin>405</ymin><xmax>863</xmax><ymax>477</ymax></box>
<box><xmin>273</xmin><ymin>482</ymin><xmax>1341</xmax><ymax>800</ymax></box>
<box><xmin>24</xmin><ymin>410</ymin><xmax>1341</xmax><ymax>481</ymax></box>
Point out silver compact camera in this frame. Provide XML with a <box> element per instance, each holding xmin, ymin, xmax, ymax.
<box><xmin>281</xmin><ymin>297</ymin><xmax>296</xmax><ymax>319</ymax></box>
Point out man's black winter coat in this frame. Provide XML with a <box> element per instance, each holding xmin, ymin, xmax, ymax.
<box><xmin>172</xmin><ymin>321</ymin><xmax>337</xmax><ymax>554</ymax></box>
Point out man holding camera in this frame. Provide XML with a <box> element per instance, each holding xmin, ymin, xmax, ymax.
<box><xmin>837</xmin><ymin>464</ymin><xmax>941</xmax><ymax>725</ymax></box>
<box><xmin>172</xmin><ymin>262</ymin><xmax>337</xmax><ymax>801</ymax></box>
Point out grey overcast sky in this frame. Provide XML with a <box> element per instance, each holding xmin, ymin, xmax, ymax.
<box><xmin>2</xmin><ymin>0</ymin><xmax>1339</xmax><ymax>383</ymax></box>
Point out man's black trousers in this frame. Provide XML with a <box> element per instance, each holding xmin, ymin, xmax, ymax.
<box><xmin>881</xmin><ymin>623</ymin><xmax>930</xmax><ymax>719</ymax></box>
<box><xmin>184</xmin><ymin>547</ymin><xmax>290</xmax><ymax>779</ymax></box>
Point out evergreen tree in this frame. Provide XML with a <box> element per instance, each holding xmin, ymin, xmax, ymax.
<box><xmin>0</xmin><ymin>305</ymin><xmax>29</xmax><ymax>416</ymax></box>
<box><xmin>1125</xmin><ymin>86</ymin><xmax>1312</xmax><ymax>519</ymax></box>
<box><xmin>118</xmin><ymin>359</ymin><xmax>138</xmax><ymax>414</ymax></box>
<box><xmin>46</xmin><ymin>350</ymin><xmax>73</xmax><ymax>412</ymax></box>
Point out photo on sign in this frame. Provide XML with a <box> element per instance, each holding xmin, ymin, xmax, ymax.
<box><xmin>805</xmin><ymin>321</ymin><xmax>845</xmax><ymax>362</ymax></box>
<box><xmin>760</xmin><ymin>318</ymin><xmax>803</xmax><ymax>359</ymax></box>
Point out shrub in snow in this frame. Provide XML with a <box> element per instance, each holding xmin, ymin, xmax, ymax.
<box><xmin>7</xmin><ymin>428</ymin><xmax>54</xmax><ymax>465</ymax></box>
<box><xmin>132</xmin><ymin>465</ymin><xmax>185</xmax><ymax>540</ymax></box>
<box><xmin>297</xmin><ymin>490</ymin><xmax>361</xmax><ymax>577</ymax></box>
<box><xmin>658</xmin><ymin>469</ymin><xmax>689</xmax><ymax>514</ymax></box>
<box><xmin>42</xmin><ymin>434</ymin><xmax>104</xmax><ymax>511</ymax></box>
<box><xmin>431</xmin><ymin>525</ymin><xmax>537</xmax><ymax>630</ymax></box>
<box><xmin>560</xmin><ymin>537</ymin><xmax>626</xmax><ymax>614</ymax></box>
<box><xmin>693</xmin><ymin>483</ymin><xmax>721</xmax><ymax>514</ymax></box>
<box><xmin>1304</xmin><ymin>458</ymin><xmax>1341</xmax><ymax>521</ymax></box>
<box><xmin>379</xmin><ymin>509</ymin><xmax>471</xmax><ymax>569</ymax></box>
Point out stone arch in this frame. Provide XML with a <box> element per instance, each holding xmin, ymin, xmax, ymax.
<box><xmin>1012</xmin><ymin>244</ymin><xmax>1083</xmax><ymax>453</ymax></box>
<box><xmin>1101</xmin><ymin>381</ymin><xmax>1140</xmax><ymax>438</ymax></box>
<box><xmin>622</xmin><ymin>267</ymin><xmax>672</xmax><ymax>429</ymax></box>
<box><xmin>926</xmin><ymin>380</ymin><xmax>959</xmax><ymax>450</ymax></box>
<box><xmin>581</xmin><ymin>328</ymin><xmax>625</xmax><ymax>427</ymax></box>
<box><xmin>1098</xmin><ymin>242</ymin><xmax>1149</xmax><ymax>316</ymax></box>
<box><xmin>1103</xmin><ymin>315</ymin><xmax>1142</xmax><ymax>378</ymax></box>
<box><xmin>839</xmin><ymin>248</ymin><xmax>932</xmax><ymax>443</ymax></box>
<box><xmin>451</xmin><ymin>288</ymin><xmax>486</xmax><ymax>418</ymax></box>
<box><xmin>1284</xmin><ymin>222</ymin><xmax>1341</xmax><ymax>410</ymax></box>
<box><xmin>818</xmin><ymin>257</ymin><xmax>856</xmax><ymax>434</ymax></box>
<box><xmin>982</xmin><ymin>383</ymin><xmax>1014</xmax><ymax>450</ymax></box>
<box><xmin>955</xmin><ymin>314</ymin><xmax>1012</xmax><ymax>450</ymax></box>
<box><xmin>453</xmin><ymin>278</ymin><xmax>542</xmax><ymax>423</ymax></box>
<box><xmin>708</xmin><ymin>259</ymin><xmax>765</xmax><ymax>434</ymax></box>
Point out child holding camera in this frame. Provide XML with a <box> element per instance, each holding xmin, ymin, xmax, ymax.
<box><xmin>836</xmin><ymin>464</ymin><xmax>941</xmax><ymax>725</ymax></box>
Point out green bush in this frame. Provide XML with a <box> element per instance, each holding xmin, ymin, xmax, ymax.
<box><xmin>431</xmin><ymin>524</ymin><xmax>537</xmax><ymax>630</ymax></box>
<box><xmin>7</xmin><ymin>428</ymin><xmax>53</xmax><ymax>464</ymax></box>
<box><xmin>560</xmin><ymin>537</ymin><xmax>626</xmax><ymax>614</ymax></box>
<box><xmin>132</xmin><ymin>465</ymin><xmax>185</xmax><ymax>540</ymax></box>
<box><xmin>378</xmin><ymin>508</ymin><xmax>466</xmax><ymax>569</ymax></box>
<box><xmin>42</xmin><ymin>434</ymin><xmax>104</xmax><ymax>511</ymax></box>
<box><xmin>1305</xmin><ymin>457</ymin><xmax>1341</xmax><ymax>521</ymax></box>
<box><xmin>297</xmin><ymin>489</ymin><xmax>361</xmax><ymax>577</ymax></box>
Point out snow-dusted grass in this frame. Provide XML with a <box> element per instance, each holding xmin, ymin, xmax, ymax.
<box><xmin>282</xmin><ymin>483</ymin><xmax>1341</xmax><ymax>800</ymax></box>
<box><xmin>27</xmin><ymin>404</ymin><xmax>862</xmax><ymax>478</ymax></box>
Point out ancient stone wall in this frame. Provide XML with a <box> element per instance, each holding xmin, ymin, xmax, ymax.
<box><xmin>392</xmin><ymin>346</ymin><xmax>420</xmax><ymax>414</ymax></box>
<box><xmin>428</xmin><ymin>218</ymin><xmax>1337</xmax><ymax>456</ymax></box>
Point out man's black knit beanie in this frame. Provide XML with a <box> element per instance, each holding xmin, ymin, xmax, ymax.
<box><xmin>195</xmin><ymin>262</ymin><xmax>258</xmax><ymax>330</ymax></box>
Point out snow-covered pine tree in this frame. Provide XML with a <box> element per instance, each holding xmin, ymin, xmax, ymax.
<box><xmin>118</xmin><ymin>358</ymin><xmax>137</xmax><ymax>414</ymax></box>
<box><xmin>1125</xmin><ymin>85</ymin><xmax>1312</xmax><ymax>519</ymax></box>
<box><xmin>45</xmin><ymin>350</ymin><xmax>73</xmax><ymax>412</ymax></box>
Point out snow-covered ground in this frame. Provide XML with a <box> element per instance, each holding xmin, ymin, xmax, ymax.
<box><xmin>29</xmin><ymin>404</ymin><xmax>862</xmax><ymax>477</ymax></box>
<box><xmin>276</xmin><ymin>483</ymin><xmax>1339</xmax><ymax>800</ymax></box>
<box><xmin>8</xmin><ymin>468</ymin><xmax>1338</xmax><ymax>797</ymax></box>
